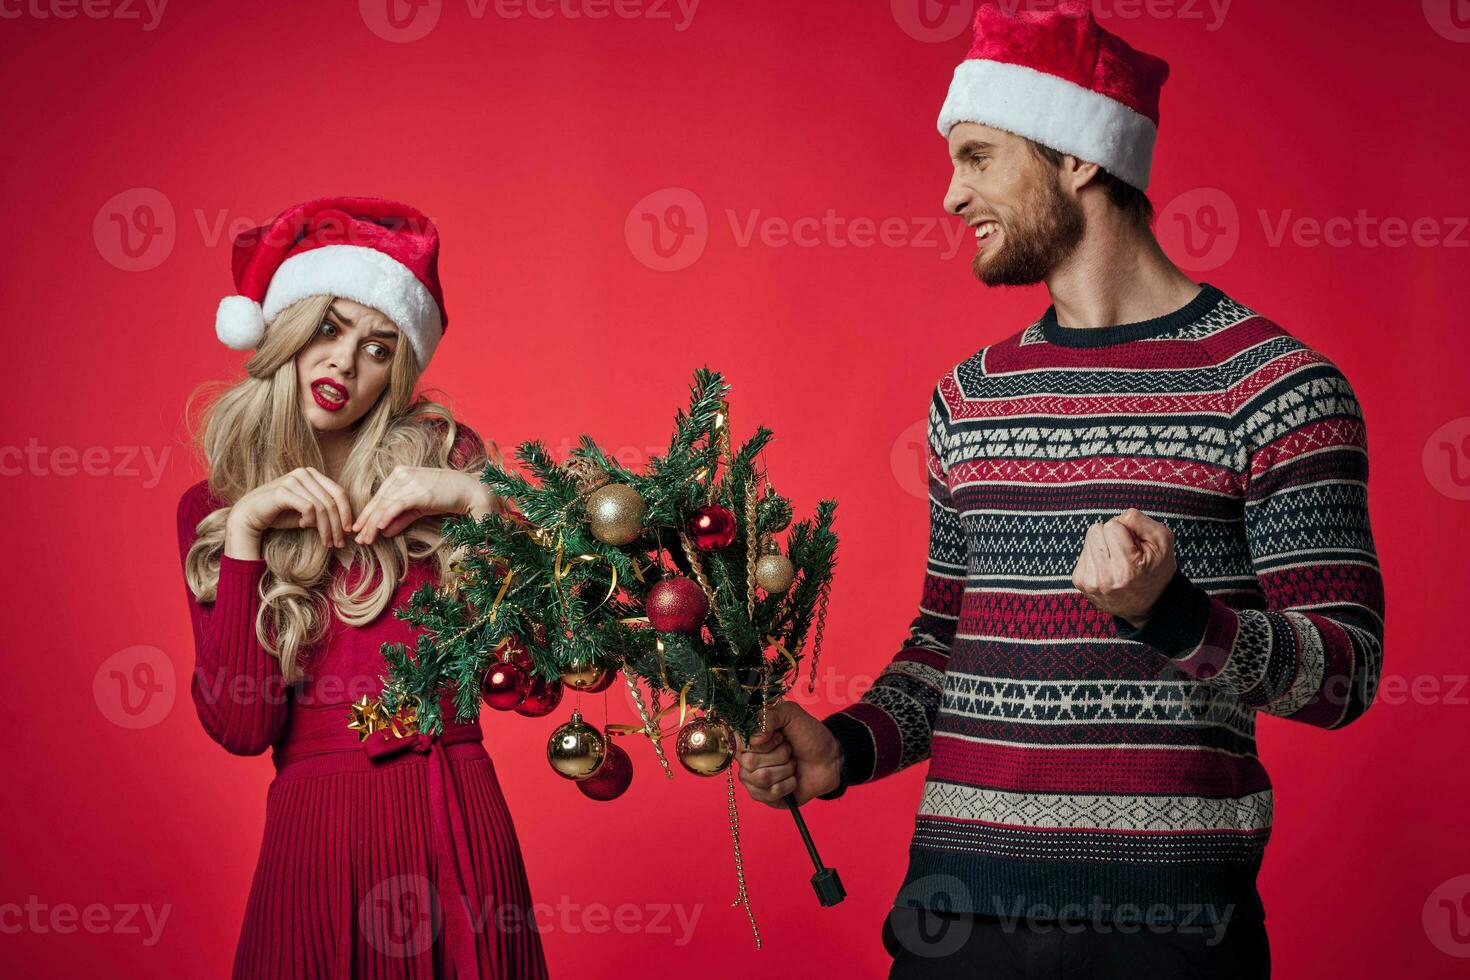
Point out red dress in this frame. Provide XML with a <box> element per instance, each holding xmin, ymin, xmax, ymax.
<box><xmin>177</xmin><ymin>479</ymin><xmax>549</xmax><ymax>979</ymax></box>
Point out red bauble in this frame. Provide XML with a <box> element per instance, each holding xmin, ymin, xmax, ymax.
<box><xmin>514</xmin><ymin>675</ymin><xmax>564</xmax><ymax>717</ymax></box>
<box><xmin>576</xmin><ymin>740</ymin><xmax>633</xmax><ymax>802</ymax></box>
<box><xmin>645</xmin><ymin>576</ymin><xmax>709</xmax><ymax>634</ymax></box>
<box><xmin>481</xmin><ymin>661</ymin><xmax>528</xmax><ymax>711</ymax></box>
<box><xmin>687</xmin><ymin>505</ymin><xmax>738</xmax><ymax>550</ymax></box>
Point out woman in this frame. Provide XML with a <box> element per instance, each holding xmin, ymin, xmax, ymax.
<box><xmin>177</xmin><ymin>197</ymin><xmax>549</xmax><ymax>978</ymax></box>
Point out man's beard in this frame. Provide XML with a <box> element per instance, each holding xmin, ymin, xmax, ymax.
<box><xmin>972</xmin><ymin>170</ymin><xmax>1084</xmax><ymax>287</ymax></box>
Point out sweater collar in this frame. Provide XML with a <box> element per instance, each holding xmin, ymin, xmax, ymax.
<box><xmin>1040</xmin><ymin>283</ymin><xmax>1224</xmax><ymax>348</ymax></box>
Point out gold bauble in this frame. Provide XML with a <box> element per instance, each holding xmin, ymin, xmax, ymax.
<box><xmin>561</xmin><ymin>660</ymin><xmax>614</xmax><ymax>693</ymax></box>
<box><xmin>675</xmin><ymin>717</ymin><xmax>735</xmax><ymax>777</ymax></box>
<box><xmin>754</xmin><ymin>553</ymin><xmax>796</xmax><ymax>593</ymax></box>
<box><xmin>586</xmin><ymin>483</ymin><xmax>646</xmax><ymax>546</ymax></box>
<box><xmin>547</xmin><ymin>710</ymin><xmax>607</xmax><ymax>780</ymax></box>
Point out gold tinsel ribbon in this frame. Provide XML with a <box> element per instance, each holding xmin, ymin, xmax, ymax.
<box><xmin>347</xmin><ymin>695</ymin><xmax>420</xmax><ymax>740</ymax></box>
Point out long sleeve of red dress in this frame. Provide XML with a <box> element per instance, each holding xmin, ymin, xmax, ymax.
<box><xmin>175</xmin><ymin>482</ymin><xmax>287</xmax><ymax>754</ymax></box>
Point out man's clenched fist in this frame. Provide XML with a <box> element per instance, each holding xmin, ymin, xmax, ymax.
<box><xmin>1071</xmin><ymin>507</ymin><xmax>1177</xmax><ymax>628</ymax></box>
<box><xmin>735</xmin><ymin>701</ymin><xmax>845</xmax><ymax>807</ymax></box>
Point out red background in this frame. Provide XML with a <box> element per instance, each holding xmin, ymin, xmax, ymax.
<box><xmin>3</xmin><ymin>1</ymin><xmax>1468</xmax><ymax>976</ymax></box>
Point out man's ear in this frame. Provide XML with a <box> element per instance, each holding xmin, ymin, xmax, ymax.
<box><xmin>1064</xmin><ymin>156</ymin><xmax>1102</xmax><ymax>194</ymax></box>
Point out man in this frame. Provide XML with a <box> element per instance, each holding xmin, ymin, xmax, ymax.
<box><xmin>736</xmin><ymin>5</ymin><xmax>1383</xmax><ymax>978</ymax></box>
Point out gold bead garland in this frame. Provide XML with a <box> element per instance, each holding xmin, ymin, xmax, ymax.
<box><xmin>726</xmin><ymin>766</ymin><xmax>761</xmax><ymax>948</ymax></box>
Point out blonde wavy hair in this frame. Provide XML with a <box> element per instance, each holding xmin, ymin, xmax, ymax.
<box><xmin>182</xmin><ymin>293</ymin><xmax>498</xmax><ymax>684</ymax></box>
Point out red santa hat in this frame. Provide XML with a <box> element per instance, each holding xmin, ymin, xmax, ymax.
<box><xmin>936</xmin><ymin>2</ymin><xmax>1170</xmax><ymax>192</ymax></box>
<box><xmin>216</xmin><ymin>197</ymin><xmax>448</xmax><ymax>368</ymax></box>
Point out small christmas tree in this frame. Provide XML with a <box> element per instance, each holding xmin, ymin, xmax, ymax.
<box><xmin>357</xmin><ymin>368</ymin><xmax>845</xmax><ymax>935</ymax></box>
<box><xmin>376</xmin><ymin>368</ymin><xmax>837</xmax><ymax>742</ymax></box>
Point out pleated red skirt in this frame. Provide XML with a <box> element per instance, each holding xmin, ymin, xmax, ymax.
<box><xmin>229</xmin><ymin>706</ymin><xmax>549</xmax><ymax>979</ymax></box>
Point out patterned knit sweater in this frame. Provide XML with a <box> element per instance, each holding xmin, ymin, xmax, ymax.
<box><xmin>822</xmin><ymin>283</ymin><xmax>1384</xmax><ymax>926</ymax></box>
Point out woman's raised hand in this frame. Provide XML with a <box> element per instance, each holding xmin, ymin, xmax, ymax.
<box><xmin>227</xmin><ymin>467</ymin><xmax>355</xmax><ymax>552</ymax></box>
<box><xmin>351</xmin><ymin>467</ymin><xmax>490</xmax><ymax>545</ymax></box>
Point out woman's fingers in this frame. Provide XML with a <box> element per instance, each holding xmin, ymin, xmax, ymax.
<box><xmin>356</xmin><ymin>491</ymin><xmax>404</xmax><ymax>545</ymax></box>
<box><xmin>304</xmin><ymin>467</ymin><xmax>353</xmax><ymax>533</ymax></box>
<box><xmin>285</xmin><ymin>472</ymin><xmax>340</xmax><ymax>548</ymax></box>
<box><xmin>276</xmin><ymin>486</ymin><xmax>316</xmax><ymax>532</ymax></box>
<box><xmin>299</xmin><ymin>469</ymin><xmax>349</xmax><ymax>548</ymax></box>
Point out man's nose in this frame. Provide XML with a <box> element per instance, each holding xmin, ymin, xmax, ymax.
<box><xmin>943</xmin><ymin>175</ymin><xmax>971</xmax><ymax>218</ymax></box>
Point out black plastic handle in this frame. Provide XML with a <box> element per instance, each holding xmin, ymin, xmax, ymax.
<box><xmin>783</xmin><ymin>793</ymin><xmax>846</xmax><ymax>906</ymax></box>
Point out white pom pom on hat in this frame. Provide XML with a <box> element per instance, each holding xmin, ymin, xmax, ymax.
<box><xmin>215</xmin><ymin>294</ymin><xmax>266</xmax><ymax>350</ymax></box>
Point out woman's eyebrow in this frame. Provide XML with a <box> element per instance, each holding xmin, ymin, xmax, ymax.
<box><xmin>327</xmin><ymin>302</ymin><xmax>396</xmax><ymax>340</ymax></box>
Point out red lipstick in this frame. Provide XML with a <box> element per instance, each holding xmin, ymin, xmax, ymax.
<box><xmin>311</xmin><ymin>377</ymin><xmax>349</xmax><ymax>412</ymax></box>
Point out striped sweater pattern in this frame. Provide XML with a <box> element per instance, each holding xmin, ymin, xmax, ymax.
<box><xmin>823</xmin><ymin>283</ymin><xmax>1384</xmax><ymax>925</ymax></box>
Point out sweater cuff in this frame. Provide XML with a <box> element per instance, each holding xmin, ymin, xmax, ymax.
<box><xmin>219</xmin><ymin>554</ymin><xmax>268</xmax><ymax>576</ymax></box>
<box><xmin>216</xmin><ymin>556</ymin><xmax>268</xmax><ymax>605</ymax></box>
<box><xmin>818</xmin><ymin>712</ymin><xmax>876</xmax><ymax>799</ymax></box>
<box><xmin>1111</xmin><ymin>567</ymin><xmax>1212</xmax><ymax>658</ymax></box>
